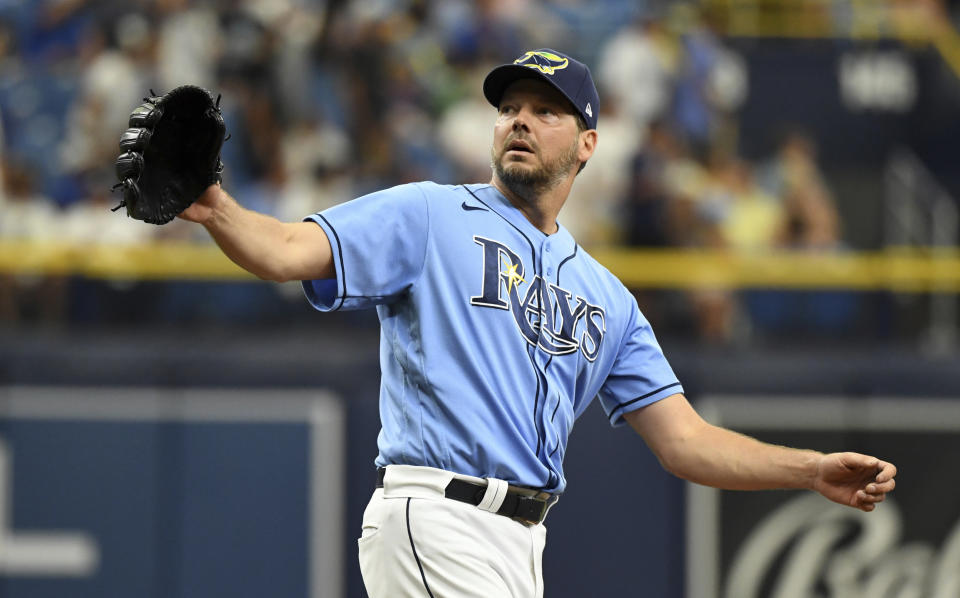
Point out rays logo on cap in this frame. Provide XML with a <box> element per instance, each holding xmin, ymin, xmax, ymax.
<box><xmin>514</xmin><ymin>50</ymin><xmax>569</xmax><ymax>75</ymax></box>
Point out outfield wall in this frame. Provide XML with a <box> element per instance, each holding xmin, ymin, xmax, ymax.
<box><xmin>1</xmin><ymin>327</ymin><xmax>958</xmax><ymax>597</ymax></box>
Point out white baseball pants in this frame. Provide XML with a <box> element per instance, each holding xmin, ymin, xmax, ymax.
<box><xmin>358</xmin><ymin>465</ymin><xmax>548</xmax><ymax>598</ymax></box>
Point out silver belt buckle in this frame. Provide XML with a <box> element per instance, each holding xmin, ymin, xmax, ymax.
<box><xmin>517</xmin><ymin>494</ymin><xmax>559</xmax><ymax>526</ymax></box>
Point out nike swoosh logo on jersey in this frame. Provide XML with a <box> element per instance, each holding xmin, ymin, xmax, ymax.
<box><xmin>461</xmin><ymin>201</ymin><xmax>488</xmax><ymax>212</ymax></box>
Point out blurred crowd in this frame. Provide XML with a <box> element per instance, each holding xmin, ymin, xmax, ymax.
<box><xmin>0</xmin><ymin>0</ymin><xmax>871</xmax><ymax>340</ymax></box>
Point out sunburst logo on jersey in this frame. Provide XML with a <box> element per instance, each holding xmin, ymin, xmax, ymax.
<box><xmin>514</xmin><ymin>51</ymin><xmax>569</xmax><ymax>75</ymax></box>
<box><xmin>501</xmin><ymin>260</ymin><xmax>525</xmax><ymax>294</ymax></box>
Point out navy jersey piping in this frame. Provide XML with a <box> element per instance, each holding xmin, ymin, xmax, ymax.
<box><xmin>317</xmin><ymin>214</ymin><xmax>347</xmax><ymax>311</ymax></box>
<box><xmin>556</xmin><ymin>244</ymin><xmax>579</xmax><ymax>280</ymax></box>
<box><xmin>550</xmin><ymin>392</ymin><xmax>562</xmax><ymax>422</ymax></box>
<box><xmin>605</xmin><ymin>382</ymin><xmax>683</xmax><ymax>421</ymax></box>
<box><xmin>548</xmin><ymin>392</ymin><xmax>562</xmax><ymax>459</ymax></box>
<box><xmin>525</xmin><ymin>344</ymin><xmax>545</xmax><ymax>456</ymax></box>
<box><xmin>338</xmin><ymin>294</ymin><xmax>396</xmax><ymax>301</ymax></box>
<box><xmin>543</xmin><ymin>243</ymin><xmax>579</xmax><ymax>467</ymax></box>
<box><xmin>462</xmin><ymin>185</ymin><xmax>543</xmax><ymax>251</ymax></box>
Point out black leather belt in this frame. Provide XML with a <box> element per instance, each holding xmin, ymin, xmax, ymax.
<box><xmin>375</xmin><ymin>468</ymin><xmax>558</xmax><ymax>526</ymax></box>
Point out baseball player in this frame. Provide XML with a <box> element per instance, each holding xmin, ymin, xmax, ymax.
<box><xmin>178</xmin><ymin>49</ymin><xmax>897</xmax><ymax>597</ymax></box>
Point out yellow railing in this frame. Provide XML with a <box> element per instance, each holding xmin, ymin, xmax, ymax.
<box><xmin>0</xmin><ymin>241</ymin><xmax>252</xmax><ymax>281</ymax></box>
<box><xmin>590</xmin><ymin>247</ymin><xmax>960</xmax><ymax>292</ymax></box>
<box><xmin>3</xmin><ymin>241</ymin><xmax>959</xmax><ymax>292</ymax></box>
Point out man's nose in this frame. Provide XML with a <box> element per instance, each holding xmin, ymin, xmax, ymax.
<box><xmin>511</xmin><ymin>107</ymin><xmax>531</xmax><ymax>132</ymax></box>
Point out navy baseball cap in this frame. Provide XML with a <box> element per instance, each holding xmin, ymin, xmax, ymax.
<box><xmin>483</xmin><ymin>49</ymin><xmax>600</xmax><ymax>130</ymax></box>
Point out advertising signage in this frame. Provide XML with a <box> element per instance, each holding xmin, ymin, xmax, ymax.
<box><xmin>688</xmin><ymin>396</ymin><xmax>960</xmax><ymax>597</ymax></box>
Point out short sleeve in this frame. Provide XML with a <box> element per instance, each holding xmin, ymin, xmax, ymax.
<box><xmin>301</xmin><ymin>183</ymin><xmax>429</xmax><ymax>311</ymax></box>
<box><xmin>598</xmin><ymin>296</ymin><xmax>683</xmax><ymax>427</ymax></box>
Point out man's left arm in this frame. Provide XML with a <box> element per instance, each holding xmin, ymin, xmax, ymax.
<box><xmin>624</xmin><ymin>394</ymin><xmax>897</xmax><ymax>512</ymax></box>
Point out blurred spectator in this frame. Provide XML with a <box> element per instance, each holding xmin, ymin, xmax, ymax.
<box><xmin>18</xmin><ymin>0</ymin><xmax>93</xmax><ymax>63</ymax></box>
<box><xmin>59</xmin><ymin>13</ymin><xmax>156</xmax><ymax>199</ymax></box>
<box><xmin>672</xmin><ymin>6</ymin><xmax>746</xmax><ymax>160</ymax></box>
<box><xmin>271</xmin><ymin>5</ymin><xmax>326</xmax><ymax>124</ymax></box>
<box><xmin>441</xmin><ymin>0</ymin><xmax>531</xmax><ymax>66</ymax></box>
<box><xmin>0</xmin><ymin>17</ymin><xmax>15</xmax><ymax>68</ymax></box>
<box><xmin>437</xmin><ymin>64</ymin><xmax>500</xmax><ymax>182</ymax></box>
<box><xmin>62</xmin><ymin>182</ymin><xmax>153</xmax><ymax>246</ymax></box>
<box><xmin>335</xmin><ymin>18</ymin><xmax>399</xmax><ymax>188</ymax></box>
<box><xmin>214</xmin><ymin>7</ymin><xmax>282</xmax><ymax>194</ymax></box>
<box><xmin>596</xmin><ymin>13</ymin><xmax>679</xmax><ymax>130</ymax></box>
<box><xmin>155</xmin><ymin>0</ymin><xmax>220</xmax><ymax>92</ymax></box>
<box><xmin>623</xmin><ymin>120</ymin><xmax>707</xmax><ymax>247</ymax></box>
<box><xmin>686</xmin><ymin>153</ymin><xmax>784</xmax><ymax>342</ymax></box>
<box><xmin>384</xmin><ymin>0</ymin><xmax>460</xmax><ymax>113</ymax></box>
<box><xmin>561</xmin><ymin>96</ymin><xmax>645</xmax><ymax>246</ymax></box>
<box><xmin>759</xmin><ymin>131</ymin><xmax>841</xmax><ymax>250</ymax></box>
<box><xmin>276</xmin><ymin>115</ymin><xmax>353</xmax><ymax>218</ymax></box>
<box><xmin>748</xmin><ymin>132</ymin><xmax>855</xmax><ymax>337</ymax></box>
<box><xmin>707</xmin><ymin>155</ymin><xmax>784</xmax><ymax>252</ymax></box>
<box><xmin>0</xmin><ymin>159</ymin><xmax>66</xmax><ymax>325</ymax></box>
<box><xmin>0</xmin><ymin>160</ymin><xmax>58</xmax><ymax>240</ymax></box>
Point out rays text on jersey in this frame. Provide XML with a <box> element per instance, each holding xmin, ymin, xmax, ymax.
<box><xmin>469</xmin><ymin>236</ymin><xmax>605</xmax><ymax>361</ymax></box>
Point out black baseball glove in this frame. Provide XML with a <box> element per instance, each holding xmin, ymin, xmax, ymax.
<box><xmin>112</xmin><ymin>85</ymin><xmax>227</xmax><ymax>225</ymax></box>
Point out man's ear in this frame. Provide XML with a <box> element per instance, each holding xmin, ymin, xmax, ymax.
<box><xmin>578</xmin><ymin>129</ymin><xmax>598</xmax><ymax>163</ymax></box>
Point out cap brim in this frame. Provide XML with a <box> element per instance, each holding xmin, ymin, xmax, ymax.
<box><xmin>483</xmin><ymin>64</ymin><xmax>570</xmax><ymax>110</ymax></box>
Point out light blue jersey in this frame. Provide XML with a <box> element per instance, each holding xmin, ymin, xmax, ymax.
<box><xmin>302</xmin><ymin>182</ymin><xmax>682</xmax><ymax>492</ymax></box>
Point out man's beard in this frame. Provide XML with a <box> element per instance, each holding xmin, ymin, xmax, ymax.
<box><xmin>491</xmin><ymin>137</ymin><xmax>579</xmax><ymax>203</ymax></box>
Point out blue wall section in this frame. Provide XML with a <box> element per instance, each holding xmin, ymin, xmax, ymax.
<box><xmin>544</xmin><ymin>402</ymin><xmax>685</xmax><ymax>597</ymax></box>
<box><xmin>0</xmin><ymin>420</ymin><xmax>310</xmax><ymax>598</ymax></box>
<box><xmin>175</xmin><ymin>424</ymin><xmax>309</xmax><ymax>598</ymax></box>
<box><xmin>2</xmin><ymin>421</ymin><xmax>161</xmax><ymax>598</ymax></box>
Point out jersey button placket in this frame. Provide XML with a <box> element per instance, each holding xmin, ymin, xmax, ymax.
<box><xmin>543</xmin><ymin>241</ymin><xmax>553</xmax><ymax>277</ymax></box>
<box><xmin>533</xmin><ymin>245</ymin><xmax>549</xmax><ymax>465</ymax></box>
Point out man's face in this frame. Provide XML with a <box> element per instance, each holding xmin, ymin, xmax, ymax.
<box><xmin>490</xmin><ymin>78</ymin><xmax>582</xmax><ymax>198</ymax></box>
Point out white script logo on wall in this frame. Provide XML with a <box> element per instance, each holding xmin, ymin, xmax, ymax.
<box><xmin>687</xmin><ymin>397</ymin><xmax>960</xmax><ymax>598</ymax></box>
<box><xmin>726</xmin><ymin>494</ymin><xmax>960</xmax><ymax>597</ymax></box>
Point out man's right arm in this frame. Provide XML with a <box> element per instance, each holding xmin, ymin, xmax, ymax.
<box><xmin>180</xmin><ymin>184</ymin><xmax>334</xmax><ymax>282</ymax></box>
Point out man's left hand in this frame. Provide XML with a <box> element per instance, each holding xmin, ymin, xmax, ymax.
<box><xmin>813</xmin><ymin>452</ymin><xmax>897</xmax><ymax>512</ymax></box>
